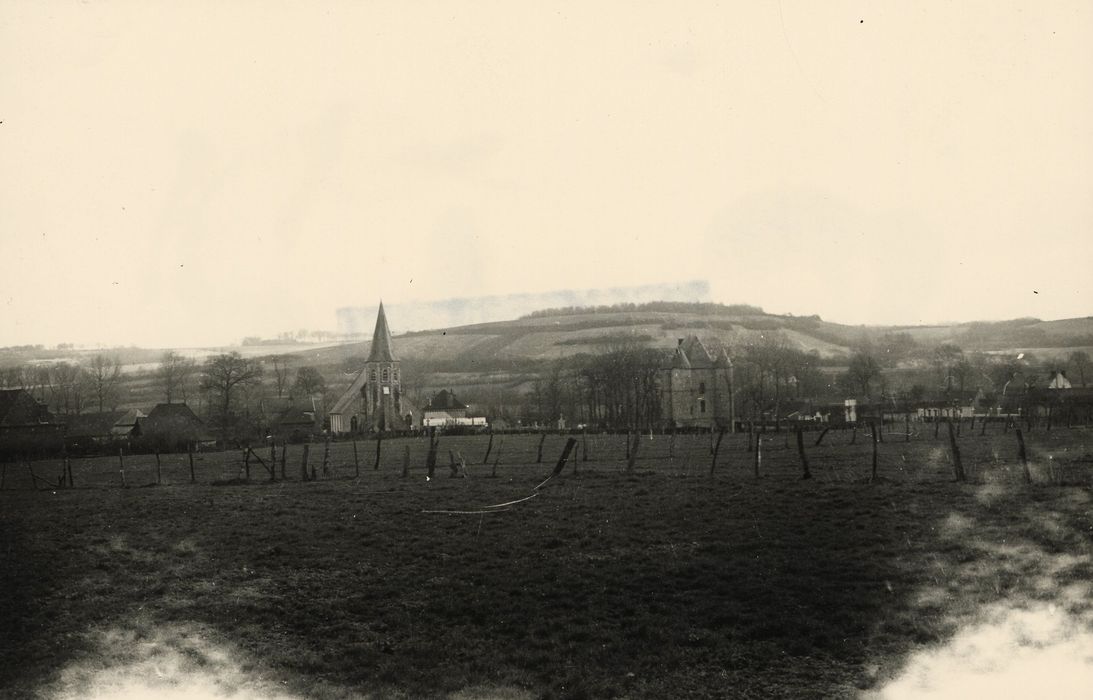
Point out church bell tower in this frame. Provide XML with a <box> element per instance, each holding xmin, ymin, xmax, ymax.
<box><xmin>361</xmin><ymin>302</ymin><xmax>401</xmax><ymax>431</ymax></box>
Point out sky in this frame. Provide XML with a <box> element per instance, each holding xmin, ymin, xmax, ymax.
<box><xmin>2</xmin><ymin>1</ymin><xmax>1090</xmax><ymax>348</ymax></box>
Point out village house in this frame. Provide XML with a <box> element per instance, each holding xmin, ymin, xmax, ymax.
<box><xmin>329</xmin><ymin>303</ymin><xmax>418</xmax><ymax>434</ymax></box>
<box><xmin>422</xmin><ymin>389</ymin><xmax>486</xmax><ymax>428</ymax></box>
<box><xmin>0</xmin><ymin>388</ymin><xmax>64</xmax><ymax>457</ymax></box>
<box><xmin>259</xmin><ymin>396</ymin><xmax>319</xmax><ymax>442</ymax></box>
<box><xmin>137</xmin><ymin>402</ymin><xmax>216</xmax><ymax>451</ymax></box>
<box><xmin>63</xmin><ymin>409</ymin><xmax>144</xmax><ymax>453</ymax></box>
<box><xmin>659</xmin><ymin>336</ymin><xmax>734</xmax><ymax>431</ymax></box>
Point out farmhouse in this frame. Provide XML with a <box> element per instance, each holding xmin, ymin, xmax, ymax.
<box><xmin>659</xmin><ymin>336</ymin><xmax>734</xmax><ymax>430</ymax></box>
<box><xmin>259</xmin><ymin>397</ymin><xmax>319</xmax><ymax>442</ymax></box>
<box><xmin>329</xmin><ymin>303</ymin><xmax>418</xmax><ymax>434</ymax></box>
<box><xmin>0</xmin><ymin>388</ymin><xmax>64</xmax><ymax>457</ymax></box>
<box><xmin>422</xmin><ymin>389</ymin><xmax>485</xmax><ymax>428</ymax></box>
<box><xmin>138</xmin><ymin>402</ymin><xmax>216</xmax><ymax>451</ymax></box>
<box><xmin>63</xmin><ymin>408</ymin><xmax>144</xmax><ymax>453</ymax></box>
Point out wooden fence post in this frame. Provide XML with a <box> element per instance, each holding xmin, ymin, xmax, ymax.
<box><xmin>65</xmin><ymin>454</ymin><xmax>74</xmax><ymax>488</ymax></box>
<box><xmin>537</xmin><ymin>433</ymin><xmax>546</xmax><ymax>464</ymax></box>
<box><xmin>188</xmin><ymin>442</ymin><xmax>195</xmax><ymax>483</ymax></box>
<box><xmin>905</xmin><ymin>414</ymin><xmax>911</xmax><ymax>443</ymax></box>
<box><xmin>118</xmin><ymin>448</ymin><xmax>126</xmax><ymax>487</ymax></box>
<box><xmin>1015</xmin><ymin>428</ymin><xmax>1031</xmax><ymax>485</ymax></box>
<box><xmin>374</xmin><ymin>433</ymin><xmax>383</xmax><ymax>470</ymax></box>
<box><xmin>625</xmin><ymin>430</ymin><xmax>631</xmax><ymax>461</ymax></box>
<box><xmin>426</xmin><ymin>432</ymin><xmax>438</xmax><ymax>479</ymax></box>
<box><xmin>710</xmin><ymin>428</ymin><xmax>725</xmax><ymax>476</ymax></box>
<box><xmin>154</xmin><ymin>450</ymin><xmax>162</xmax><ymax>485</ymax></box>
<box><xmin>243</xmin><ymin>445</ymin><xmax>251</xmax><ymax>480</ymax></box>
<box><xmin>482</xmin><ymin>431</ymin><xmax>494</xmax><ymax>465</ymax></box>
<box><xmin>492</xmin><ymin>437</ymin><xmax>505</xmax><ymax>477</ymax></box>
<box><xmin>538</xmin><ymin>438</ymin><xmax>577</xmax><ymax>487</ymax></box>
<box><xmin>946</xmin><ymin>420</ymin><xmax>966</xmax><ymax>482</ymax></box>
<box><xmin>850</xmin><ymin>425</ymin><xmax>858</xmax><ymax>445</ymax></box>
<box><xmin>796</xmin><ymin>427</ymin><xmax>811</xmax><ymax>480</ymax></box>
<box><xmin>869</xmin><ymin>422</ymin><xmax>878</xmax><ymax>482</ymax></box>
<box><xmin>300</xmin><ymin>443</ymin><xmax>310</xmax><ymax>481</ymax></box>
<box><xmin>280</xmin><ymin>441</ymin><xmax>287</xmax><ymax>480</ymax></box>
<box><xmin>753</xmin><ymin>434</ymin><xmax>761</xmax><ymax>478</ymax></box>
<box><xmin>402</xmin><ymin>444</ymin><xmax>410</xmax><ymax>478</ymax></box>
<box><xmin>352</xmin><ymin>440</ymin><xmax>359</xmax><ymax>477</ymax></box>
<box><xmin>627</xmin><ymin>431</ymin><xmax>641</xmax><ymax>471</ymax></box>
<box><xmin>323</xmin><ymin>438</ymin><xmax>331</xmax><ymax>477</ymax></box>
<box><xmin>814</xmin><ymin>426</ymin><xmax>831</xmax><ymax>447</ymax></box>
<box><xmin>581</xmin><ymin>429</ymin><xmax>588</xmax><ymax>462</ymax></box>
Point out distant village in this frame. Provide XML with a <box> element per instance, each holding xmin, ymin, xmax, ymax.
<box><xmin>1</xmin><ymin>303</ymin><xmax>1091</xmax><ymax>459</ymax></box>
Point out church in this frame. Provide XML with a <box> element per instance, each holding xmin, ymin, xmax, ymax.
<box><xmin>328</xmin><ymin>303</ymin><xmax>417</xmax><ymax>434</ymax></box>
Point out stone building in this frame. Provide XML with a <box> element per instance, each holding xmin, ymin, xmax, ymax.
<box><xmin>329</xmin><ymin>303</ymin><xmax>415</xmax><ymax>433</ymax></box>
<box><xmin>659</xmin><ymin>336</ymin><xmax>734</xmax><ymax>430</ymax></box>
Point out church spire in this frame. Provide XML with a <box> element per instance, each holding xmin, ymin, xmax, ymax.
<box><xmin>367</xmin><ymin>301</ymin><xmax>397</xmax><ymax>363</ymax></box>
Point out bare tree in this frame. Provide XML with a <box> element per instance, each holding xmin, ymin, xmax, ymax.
<box><xmin>49</xmin><ymin>362</ymin><xmax>90</xmax><ymax>415</ymax></box>
<box><xmin>158</xmin><ymin>350</ymin><xmax>197</xmax><ymax>404</ymax></box>
<box><xmin>1069</xmin><ymin>350</ymin><xmax>1089</xmax><ymax>387</ymax></box>
<box><xmin>270</xmin><ymin>354</ymin><xmax>293</xmax><ymax>398</ymax></box>
<box><xmin>843</xmin><ymin>350</ymin><xmax>882</xmax><ymax>398</ymax></box>
<box><xmin>88</xmin><ymin>354</ymin><xmax>123</xmax><ymax>412</ymax></box>
<box><xmin>292</xmin><ymin>366</ymin><xmax>326</xmax><ymax>398</ymax></box>
<box><xmin>200</xmin><ymin>352</ymin><xmax>264</xmax><ymax>435</ymax></box>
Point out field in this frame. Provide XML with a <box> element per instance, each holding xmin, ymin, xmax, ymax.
<box><xmin>2</xmin><ymin>427</ymin><xmax>1092</xmax><ymax>698</ymax></box>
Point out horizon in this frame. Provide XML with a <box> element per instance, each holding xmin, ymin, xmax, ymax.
<box><xmin>2</xmin><ymin>3</ymin><xmax>1090</xmax><ymax>348</ymax></box>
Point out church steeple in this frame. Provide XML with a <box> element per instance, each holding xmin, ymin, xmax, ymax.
<box><xmin>367</xmin><ymin>301</ymin><xmax>397</xmax><ymax>363</ymax></box>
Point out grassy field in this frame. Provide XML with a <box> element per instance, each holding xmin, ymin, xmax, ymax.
<box><xmin>2</xmin><ymin>427</ymin><xmax>1092</xmax><ymax>698</ymax></box>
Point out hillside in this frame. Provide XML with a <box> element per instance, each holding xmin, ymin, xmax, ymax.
<box><xmin>309</xmin><ymin>306</ymin><xmax>1093</xmax><ymax>370</ymax></box>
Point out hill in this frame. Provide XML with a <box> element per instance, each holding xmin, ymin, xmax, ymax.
<box><xmin>309</xmin><ymin>304</ymin><xmax>1093</xmax><ymax>369</ymax></box>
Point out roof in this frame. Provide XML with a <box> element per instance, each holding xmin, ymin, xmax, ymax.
<box><xmin>424</xmin><ymin>389</ymin><xmax>467</xmax><ymax>411</ymax></box>
<box><xmin>146</xmin><ymin>402</ymin><xmax>203</xmax><ymax>421</ymax></box>
<box><xmin>668</xmin><ymin>336</ymin><xmax>718</xmax><ymax>370</ymax></box>
<box><xmin>0</xmin><ymin>389</ymin><xmax>53</xmax><ymax>426</ymax></box>
<box><xmin>141</xmin><ymin>402</ymin><xmax>215</xmax><ymax>441</ymax></box>
<box><xmin>329</xmin><ymin>369</ymin><xmax>368</xmax><ymax>415</ymax></box>
<box><xmin>366</xmin><ymin>302</ymin><xmax>397</xmax><ymax>363</ymax></box>
<box><xmin>64</xmin><ymin>409</ymin><xmax>142</xmax><ymax>438</ymax></box>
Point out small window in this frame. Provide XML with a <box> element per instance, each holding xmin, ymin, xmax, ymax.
<box><xmin>698</xmin><ymin>382</ymin><xmax>706</xmax><ymax>395</ymax></box>
<box><xmin>382</xmin><ymin>368</ymin><xmax>389</xmax><ymax>382</ymax></box>
<box><xmin>370</xmin><ymin>369</ymin><xmax>377</xmax><ymax>381</ymax></box>
<box><xmin>699</xmin><ymin>399</ymin><xmax>706</xmax><ymax>413</ymax></box>
<box><xmin>394</xmin><ymin>369</ymin><xmax>399</xmax><ymax>381</ymax></box>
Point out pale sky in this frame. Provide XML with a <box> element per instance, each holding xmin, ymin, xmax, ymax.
<box><xmin>2</xmin><ymin>1</ymin><xmax>1090</xmax><ymax>348</ymax></box>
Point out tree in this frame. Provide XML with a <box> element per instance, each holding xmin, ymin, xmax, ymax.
<box><xmin>292</xmin><ymin>366</ymin><xmax>326</xmax><ymax>398</ymax></box>
<box><xmin>47</xmin><ymin>362</ymin><xmax>90</xmax><ymax>415</ymax></box>
<box><xmin>270</xmin><ymin>355</ymin><xmax>293</xmax><ymax>397</ymax></box>
<box><xmin>158</xmin><ymin>351</ymin><xmax>196</xmax><ymax>404</ymax></box>
<box><xmin>951</xmin><ymin>356</ymin><xmax>973</xmax><ymax>396</ymax></box>
<box><xmin>843</xmin><ymin>350</ymin><xmax>882</xmax><ymax>397</ymax></box>
<box><xmin>1069</xmin><ymin>350</ymin><xmax>1089</xmax><ymax>387</ymax></box>
<box><xmin>88</xmin><ymin>354</ymin><xmax>122</xmax><ymax>412</ymax></box>
<box><xmin>200</xmin><ymin>352</ymin><xmax>264</xmax><ymax>433</ymax></box>
<box><xmin>932</xmin><ymin>343</ymin><xmax>964</xmax><ymax>391</ymax></box>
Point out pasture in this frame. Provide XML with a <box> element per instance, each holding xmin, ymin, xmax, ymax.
<box><xmin>2</xmin><ymin>426</ymin><xmax>1092</xmax><ymax>698</ymax></box>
